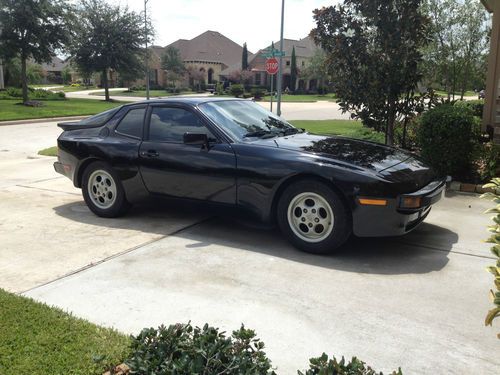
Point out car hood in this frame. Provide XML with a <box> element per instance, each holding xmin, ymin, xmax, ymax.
<box><xmin>269</xmin><ymin>133</ymin><xmax>410</xmax><ymax>170</ymax></box>
<box><xmin>257</xmin><ymin>133</ymin><xmax>438</xmax><ymax>189</ymax></box>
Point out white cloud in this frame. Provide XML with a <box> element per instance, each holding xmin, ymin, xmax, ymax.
<box><xmin>118</xmin><ymin>0</ymin><xmax>337</xmax><ymax>51</ymax></box>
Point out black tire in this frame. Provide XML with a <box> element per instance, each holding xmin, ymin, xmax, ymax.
<box><xmin>81</xmin><ymin>161</ymin><xmax>131</xmax><ymax>218</ymax></box>
<box><xmin>277</xmin><ymin>180</ymin><xmax>351</xmax><ymax>254</ymax></box>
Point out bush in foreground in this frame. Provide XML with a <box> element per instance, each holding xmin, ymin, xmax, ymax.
<box><xmin>299</xmin><ymin>353</ymin><xmax>402</xmax><ymax>375</ymax></box>
<box><xmin>125</xmin><ymin>322</ymin><xmax>402</xmax><ymax>375</ymax></box>
<box><xmin>417</xmin><ymin>103</ymin><xmax>480</xmax><ymax>179</ymax></box>
<box><xmin>126</xmin><ymin>322</ymin><xmax>274</xmax><ymax>374</ymax></box>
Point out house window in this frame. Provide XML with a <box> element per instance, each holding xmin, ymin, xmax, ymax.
<box><xmin>286</xmin><ymin>61</ymin><xmax>290</xmax><ymax>66</ymax></box>
<box><xmin>255</xmin><ymin>73</ymin><xmax>261</xmax><ymax>86</ymax></box>
<box><xmin>301</xmin><ymin>61</ymin><xmax>305</xmax><ymax>67</ymax></box>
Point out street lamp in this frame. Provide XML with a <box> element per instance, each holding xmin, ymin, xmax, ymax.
<box><xmin>144</xmin><ymin>0</ymin><xmax>150</xmax><ymax>100</ymax></box>
<box><xmin>276</xmin><ymin>0</ymin><xmax>285</xmax><ymax>116</ymax></box>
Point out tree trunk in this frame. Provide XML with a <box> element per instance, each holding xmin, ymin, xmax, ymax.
<box><xmin>21</xmin><ymin>56</ymin><xmax>29</xmax><ymax>104</ymax></box>
<box><xmin>102</xmin><ymin>69</ymin><xmax>110</xmax><ymax>101</ymax></box>
<box><xmin>0</xmin><ymin>59</ymin><xmax>4</xmax><ymax>90</ymax></box>
<box><xmin>386</xmin><ymin>102</ymin><xmax>395</xmax><ymax>146</ymax></box>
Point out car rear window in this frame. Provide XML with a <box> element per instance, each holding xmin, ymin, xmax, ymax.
<box><xmin>79</xmin><ymin>106</ymin><xmax>121</xmax><ymax>126</ymax></box>
<box><xmin>115</xmin><ymin>108</ymin><xmax>145</xmax><ymax>139</ymax></box>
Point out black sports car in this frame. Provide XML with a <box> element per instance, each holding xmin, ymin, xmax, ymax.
<box><xmin>55</xmin><ymin>98</ymin><xmax>445</xmax><ymax>254</ymax></box>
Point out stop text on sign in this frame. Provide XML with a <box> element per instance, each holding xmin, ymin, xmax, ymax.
<box><xmin>266</xmin><ymin>58</ymin><xmax>279</xmax><ymax>75</ymax></box>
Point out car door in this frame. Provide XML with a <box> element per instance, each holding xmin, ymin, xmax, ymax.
<box><xmin>138</xmin><ymin>104</ymin><xmax>237</xmax><ymax>204</ymax></box>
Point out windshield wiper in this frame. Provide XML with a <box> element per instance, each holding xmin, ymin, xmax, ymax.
<box><xmin>282</xmin><ymin>128</ymin><xmax>303</xmax><ymax>136</ymax></box>
<box><xmin>243</xmin><ymin>130</ymin><xmax>277</xmax><ymax>139</ymax></box>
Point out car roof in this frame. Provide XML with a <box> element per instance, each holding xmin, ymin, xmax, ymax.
<box><xmin>123</xmin><ymin>96</ymin><xmax>247</xmax><ymax>107</ymax></box>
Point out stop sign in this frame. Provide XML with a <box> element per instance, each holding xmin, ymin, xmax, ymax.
<box><xmin>266</xmin><ymin>58</ymin><xmax>279</xmax><ymax>75</ymax></box>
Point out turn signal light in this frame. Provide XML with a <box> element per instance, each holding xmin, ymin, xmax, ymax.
<box><xmin>358</xmin><ymin>198</ymin><xmax>388</xmax><ymax>206</ymax></box>
<box><xmin>400</xmin><ymin>196</ymin><xmax>422</xmax><ymax>209</ymax></box>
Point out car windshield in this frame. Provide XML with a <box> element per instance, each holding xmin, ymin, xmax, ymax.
<box><xmin>198</xmin><ymin>100</ymin><xmax>301</xmax><ymax>141</ymax></box>
<box><xmin>79</xmin><ymin>106</ymin><xmax>121</xmax><ymax>126</ymax></box>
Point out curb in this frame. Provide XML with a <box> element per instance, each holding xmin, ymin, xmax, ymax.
<box><xmin>447</xmin><ymin>181</ymin><xmax>494</xmax><ymax>194</ymax></box>
<box><xmin>0</xmin><ymin>115</ymin><xmax>88</xmax><ymax>127</ymax></box>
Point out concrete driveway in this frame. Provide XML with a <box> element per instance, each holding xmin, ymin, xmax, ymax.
<box><xmin>0</xmin><ymin>120</ymin><xmax>499</xmax><ymax>374</ymax></box>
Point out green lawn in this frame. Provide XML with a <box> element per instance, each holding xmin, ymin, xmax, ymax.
<box><xmin>261</xmin><ymin>93</ymin><xmax>337</xmax><ymax>102</ymax></box>
<box><xmin>290</xmin><ymin>119</ymin><xmax>385</xmax><ymax>143</ymax></box>
<box><xmin>38</xmin><ymin>146</ymin><xmax>58</xmax><ymax>156</ymax></box>
<box><xmin>90</xmin><ymin>89</ymin><xmax>193</xmax><ymax>98</ymax></box>
<box><xmin>0</xmin><ymin>288</ymin><xmax>130</xmax><ymax>375</ymax></box>
<box><xmin>29</xmin><ymin>85</ymin><xmax>98</xmax><ymax>92</ymax></box>
<box><xmin>0</xmin><ymin>99</ymin><xmax>123</xmax><ymax>121</ymax></box>
<box><xmin>58</xmin><ymin>85</ymin><xmax>98</xmax><ymax>93</ymax></box>
<box><xmin>434</xmin><ymin>89</ymin><xmax>477</xmax><ymax>97</ymax></box>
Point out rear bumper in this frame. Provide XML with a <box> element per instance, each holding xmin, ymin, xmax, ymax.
<box><xmin>352</xmin><ymin>178</ymin><xmax>446</xmax><ymax>237</ymax></box>
<box><xmin>53</xmin><ymin>161</ymin><xmax>72</xmax><ymax>179</ymax></box>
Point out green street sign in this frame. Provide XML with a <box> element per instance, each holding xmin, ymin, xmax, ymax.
<box><xmin>263</xmin><ymin>51</ymin><xmax>285</xmax><ymax>58</ymax></box>
<box><xmin>263</xmin><ymin>47</ymin><xmax>285</xmax><ymax>58</ymax></box>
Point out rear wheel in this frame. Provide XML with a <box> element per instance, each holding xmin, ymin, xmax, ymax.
<box><xmin>82</xmin><ymin>161</ymin><xmax>130</xmax><ymax>217</ymax></box>
<box><xmin>277</xmin><ymin>180</ymin><xmax>351</xmax><ymax>254</ymax></box>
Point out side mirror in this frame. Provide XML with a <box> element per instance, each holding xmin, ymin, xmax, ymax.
<box><xmin>183</xmin><ymin>132</ymin><xmax>209</xmax><ymax>147</ymax></box>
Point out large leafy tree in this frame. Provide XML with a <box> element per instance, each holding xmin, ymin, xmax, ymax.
<box><xmin>70</xmin><ymin>0</ymin><xmax>147</xmax><ymax>101</ymax></box>
<box><xmin>161</xmin><ymin>46</ymin><xmax>185</xmax><ymax>89</ymax></box>
<box><xmin>302</xmin><ymin>49</ymin><xmax>329</xmax><ymax>90</ymax></box>
<box><xmin>290</xmin><ymin>46</ymin><xmax>297</xmax><ymax>91</ymax></box>
<box><xmin>422</xmin><ymin>0</ymin><xmax>489</xmax><ymax>99</ymax></box>
<box><xmin>0</xmin><ymin>0</ymin><xmax>71</xmax><ymax>103</ymax></box>
<box><xmin>312</xmin><ymin>0</ymin><xmax>430</xmax><ymax>145</ymax></box>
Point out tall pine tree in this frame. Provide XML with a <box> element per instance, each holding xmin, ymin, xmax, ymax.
<box><xmin>242</xmin><ymin>42</ymin><xmax>248</xmax><ymax>70</ymax></box>
<box><xmin>290</xmin><ymin>46</ymin><xmax>297</xmax><ymax>91</ymax></box>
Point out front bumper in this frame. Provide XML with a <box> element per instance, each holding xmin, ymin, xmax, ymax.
<box><xmin>352</xmin><ymin>178</ymin><xmax>446</xmax><ymax>237</ymax></box>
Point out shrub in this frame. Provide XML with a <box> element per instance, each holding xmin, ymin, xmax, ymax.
<box><xmin>298</xmin><ymin>353</ymin><xmax>402</xmax><ymax>375</ymax></box>
<box><xmin>478</xmin><ymin>143</ymin><xmax>500</xmax><ymax>181</ymax></box>
<box><xmin>126</xmin><ymin>322</ymin><xmax>274</xmax><ymax>374</ymax></box>
<box><xmin>1</xmin><ymin>87</ymin><xmax>65</xmax><ymax>100</ymax></box>
<box><xmin>130</xmin><ymin>85</ymin><xmax>146</xmax><ymax>91</ymax></box>
<box><xmin>480</xmin><ymin>178</ymin><xmax>500</xmax><ymax>339</ymax></box>
<box><xmin>252</xmin><ymin>87</ymin><xmax>266</xmax><ymax>100</ymax></box>
<box><xmin>317</xmin><ymin>86</ymin><xmax>329</xmax><ymax>95</ymax></box>
<box><xmin>215</xmin><ymin>82</ymin><xmax>224</xmax><ymax>95</ymax></box>
<box><xmin>30</xmin><ymin>88</ymin><xmax>65</xmax><ymax>100</ymax></box>
<box><xmin>230</xmin><ymin>84</ymin><xmax>244</xmax><ymax>98</ymax></box>
<box><xmin>5</xmin><ymin>87</ymin><xmax>22</xmax><ymax>98</ymax></box>
<box><xmin>394</xmin><ymin>117</ymin><xmax>420</xmax><ymax>151</ymax></box>
<box><xmin>455</xmin><ymin>99</ymin><xmax>484</xmax><ymax>118</ymax></box>
<box><xmin>417</xmin><ymin>103</ymin><xmax>480</xmax><ymax>178</ymax></box>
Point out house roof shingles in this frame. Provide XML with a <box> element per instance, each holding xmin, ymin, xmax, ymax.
<box><xmin>166</xmin><ymin>30</ymin><xmax>245</xmax><ymax>66</ymax></box>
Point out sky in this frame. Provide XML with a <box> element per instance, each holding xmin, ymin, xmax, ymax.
<box><xmin>120</xmin><ymin>0</ymin><xmax>337</xmax><ymax>52</ymax></box>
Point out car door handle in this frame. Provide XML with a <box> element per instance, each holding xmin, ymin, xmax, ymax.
<box><xmin>140</xmin><ymin>150</ymin><xmax>160</xmax><ymax>158</ymax></box>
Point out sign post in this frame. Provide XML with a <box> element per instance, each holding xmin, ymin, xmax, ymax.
<box><xmin>264</xmin><ymin>49</ymin><xmax>284</xmax><ymax>113</ymax></box>
<box><xmin>265</xmin><ymin>57</ymin><xmax>279</xmax><ymax>113</ymax></box>
<box><xmin>277</xmin><ymin>0</ymin><xmax>285</xmax><ymax>116</ymax></box>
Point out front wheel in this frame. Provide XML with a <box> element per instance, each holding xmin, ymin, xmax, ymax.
<box><xmin>82</xmin><ymin>161</ymin><xmax>130</xmax><ymax>218</ymax></box>
<box><xmin>277</xmin><ymin>180</ymin><xmax>351</xmax><ymax>254</ymax></box>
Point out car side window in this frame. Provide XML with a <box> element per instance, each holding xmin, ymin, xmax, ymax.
<box><xmin>115</xmin><ymin>108</ymin><xmax>145</xmax><ymax>139</ymax></box>
<box><xmin>149</xmin><ymin>107</ymin><xmax>215</xmax><ymax>143</ymax></box>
